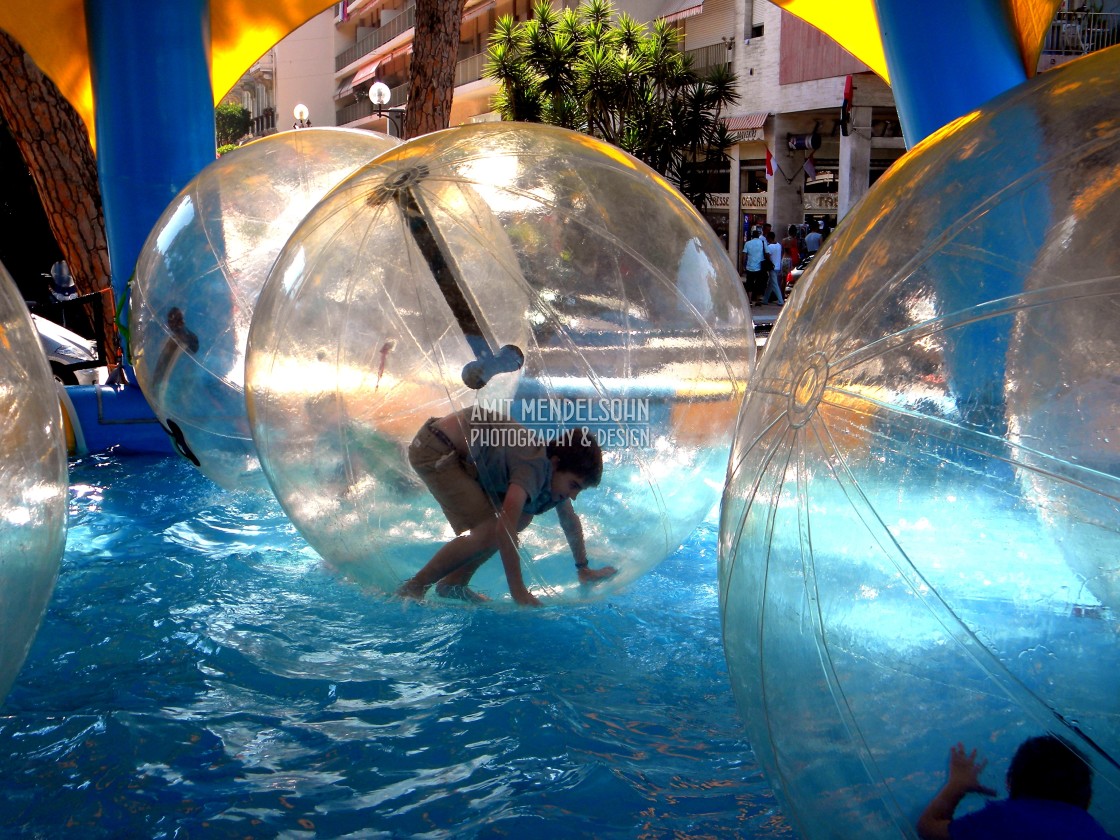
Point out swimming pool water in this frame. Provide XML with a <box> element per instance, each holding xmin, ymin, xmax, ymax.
<box><xmin>0</xmin><ymin>454</ymin><xmax>789</xmax><ymax>838</ymax></box>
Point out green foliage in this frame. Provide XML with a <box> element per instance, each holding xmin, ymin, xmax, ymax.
<box><xmin>484</xmin><ymin>0</ymin><xmax>739</xmax><ymax>209</ymax></box>
<box><xmin>215</xmin><ymin>102</ymin><xmax>251</xmax><ymax>148</ymax></box>
<box><xmin>216</xmin><ymin>143</ymin><xmax>240</xmax><ymax>157</ymax></box>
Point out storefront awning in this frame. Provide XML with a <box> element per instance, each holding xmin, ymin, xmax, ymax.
<box><xmin>724</xmin><ymin>111</ymin><xmax>769</xmax><ymax>131</ymax></box>
<box><xmin>657</xmin><ymin>0</ymin><xmax>703</xmax><ymax>23</ymax></box>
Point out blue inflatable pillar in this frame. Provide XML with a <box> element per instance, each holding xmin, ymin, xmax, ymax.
<box><xmin>77</xmin><ymin>0</ymin><xmax>218</xmax><ymax>455</ymax></box>
<box><xmin>86</xmin><ymin>0</ymin><xmax>217</xmax><ymax>294</ymax></box>
<box><xmin>873</xmin><ymin>0</ymin><xmax>1044</xmax><ymax>462</ymax></box>
<box><xmin>874</xmin><ymin>0</ymin><xmax>1027</xmax><ymax>147</ymax></box>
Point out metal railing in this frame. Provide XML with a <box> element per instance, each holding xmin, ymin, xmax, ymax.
<box><xmin>455</xmin><ymin>52</ymin><xmax>487</xmax><ymax>87</ymax></box>
<box><xmin>336</xmin><ymin>5</ymin><xmax>417</xmax><ymax>71</ymax></box>
<box><xmin>686</xmin><ymin>43</ymin><xmax>732</xmax><ymax>76</ymax></box>
<box><xmin>1042</xmin><ymin>10</ymin><xmax>1120</xmax><ymax>55</ymax></box>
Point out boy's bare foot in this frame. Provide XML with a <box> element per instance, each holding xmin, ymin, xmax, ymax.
<box><xmin>435</xmin><ymin>583</ymin><xmax>490</xmax><ymax>603</ymax></box>
<box><xmin>578</xmin><ymin>564</ymin><xmax>618</xmax><ymax>585</ymax></box>
<box><xmin>396</xmin><ymin>579</ymin><xmax>428</xmax><ymax>600</ymax></box>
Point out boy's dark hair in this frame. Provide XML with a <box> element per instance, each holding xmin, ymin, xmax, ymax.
<box><xmin>546</xmin><ymin>427</ymin><xmax>602</xmax><ymax>487</ymax></box>
<box><xmin>1007</xmin><ymin>735</ymin><xmax>1092</xmax><ymax>809</ymax></box>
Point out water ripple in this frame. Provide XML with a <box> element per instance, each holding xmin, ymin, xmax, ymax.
<box><xmin>0</xmin><ymin>457</ymin><xmax>789</xmax><ymax>838</ymax></box>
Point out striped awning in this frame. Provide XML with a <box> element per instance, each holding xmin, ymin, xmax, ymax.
<box><xmin>724</xmin><ymin>111</ymin><xmax>769</xmax><ymax>131</ymax></box>
<box><xmin>657</xmin><ymin>0</ymin><xmax>703</xmax><ymax>23</ymax></box>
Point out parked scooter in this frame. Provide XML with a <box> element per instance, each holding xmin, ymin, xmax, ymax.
<box><xmin>783</xmin><ymin>253</ymin><xmax>815</xmax><ymax>297</ymax></box>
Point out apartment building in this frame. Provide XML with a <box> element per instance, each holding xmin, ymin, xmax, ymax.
<box><xmin>230</xmin><ymin>3</ymin><xmax>1119</xmax><ymax>262</ymax></box>
<box><xmin>229</xmin><ymin>1</ymin><xmax>906</xmax><ymax>264</ymax></box>
<box><xmin>228</xmin><ymin>1</ymin><xmax>907</xmax><ymax>265</ymax></box>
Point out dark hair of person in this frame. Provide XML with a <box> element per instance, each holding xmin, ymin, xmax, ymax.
<box><xmin>1007</xmin><ymin>735</ymin><xmax>1092</xmax><ymax>809</ymax></box>
<box><xmin>546</xmin><ymin>427</ymin><xmax>602</xmax><ymax>487</ymax></box>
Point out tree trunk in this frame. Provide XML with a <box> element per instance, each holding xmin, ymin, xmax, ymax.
<box><xmin>406</xmin><ymin>0</ymin><xmax>468</xmax><ymax>140</ymax></box>
<box><xmin>0</xmin><ymin>31</ymin><xmax>120</xmax><ymax>369</ymax></box>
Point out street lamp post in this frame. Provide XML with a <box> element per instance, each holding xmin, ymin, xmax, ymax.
<box><xmin>293</xmin><ymin>103</ymin><xmax>311</xmax><ymax>129</ymax></box>
<box><xmin>368</xmin><ymin>82</ymin><xmax>404</xmax><ymax>138</ymax></box>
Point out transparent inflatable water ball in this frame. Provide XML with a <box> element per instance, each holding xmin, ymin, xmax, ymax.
<box><xmin>131</xmin><ymin>128</ymin><xmax>398</xmax><ymax>491</ymax></box>
<box><xmin>0</xmin><ymin>261</ymin><xmax>67</xmax><ymax>704</ymax></box>
<box><xmin>719</xmin><ymin>49</ymin><xmax>1120</xmax><ymax>838</ymax></box>
<box><xmin>247</xmin><ymin>122</ymin><xmax>753</xmax><ymax>604</ymax></box>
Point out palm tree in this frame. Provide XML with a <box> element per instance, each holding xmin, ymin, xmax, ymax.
<box><xmin>485</xmin><ymin>0</ymin><xmax>739</xmax><ymax>209</ymax></box>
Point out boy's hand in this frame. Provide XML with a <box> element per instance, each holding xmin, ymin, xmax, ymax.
<box><xmin>578</xmin><ymin>564</ymin><xmax>617</xmax><ymax>584</ymax></box>
<box><xmin>917</xmin><ymin>743</ymin><xmax>997</xmax><ymax>840</ymax></box>
<box><xmin>947</xmin><ymin>743</ymin><xmax>997</xmax><ymax>797</ymax></box>
<box><xmin>512</xmin><ymin>588</ymin><xmax>542</xmax><ymax>607</ymax></box>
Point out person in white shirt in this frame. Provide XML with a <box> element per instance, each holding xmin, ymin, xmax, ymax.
<box><xmin>761</xmin><ymin>231</ymin><xmax>785</xmax><ymax>305</ymax></box>
<box><xmin>742</xmin><ymin>229</ymin><xmax>766</xmax><ymax>304</ymax></box>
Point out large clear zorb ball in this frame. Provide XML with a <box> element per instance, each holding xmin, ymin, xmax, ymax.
<box><xmin>247</xmin><ymin>122</ymin><xmax>753</xmax><ymax>603</ymax></box>
<box><xmin>131</xmin><ymin>128</ymin><xmax>398</xmax><ymax>491</ymax></box>
<box><xmin>0</xmin><ymin>261</ymin><xmax>67</xmax><ymax>704</ymax></box>
<box><xmin>719</xmin><ymin>48</ymin><xmax>1120</xmax><ymax>838</ymax></box>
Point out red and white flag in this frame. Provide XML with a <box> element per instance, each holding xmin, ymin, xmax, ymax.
<box><xmin>765</xmin><ymin>148</ymin><xmax>774</xmax><ymax>181</ymax></box>
<box><xmin>803</xmin><ymin>153</ymin><xmax>817</xmax><ymax>179</ymax></box>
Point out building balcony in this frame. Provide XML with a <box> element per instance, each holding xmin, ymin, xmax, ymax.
<box><xmin>247</xmin><ymin>52</ymin><xmax>275</xmax><ymax>75</ymax></box>
<box><xmin>686</xmin><ymin>42</ymin><xmax>733</xmax><ymax>76</ymax></box>
<box><xmin>251</xmin><ymin>108</ymin><xmax>277</xmax><ymax>137</ymax></box>
<box><xmin>454</xmin><ymin>51</ymin><xmax>487</xmax><ymax>87</ymax></box>
<box><xmin>337</xmin><ymin>79</ymin><xmax>410</xmax><ymax>124</ymax></box>
<box><xmin>336</xmin><ymin>49</ymin><xmax>490</xmax><ymax>124</ymax></box>
<box><xmin>336</xmin><ymin>4</ymin><xmax>416</xmax><ymax>72</ymax></box>
<box><xmin>1041</xmin><ymin>10</ymin><xmax>1120</xmax><ymax>57</ymax></box>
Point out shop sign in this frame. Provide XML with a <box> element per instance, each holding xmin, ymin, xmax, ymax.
<box><xmin>804</xmin><ymin>193</ymin><xmax>838</xmax><ymax>212</ymax></box>
<box><xmin>741</xmin><ymin>193</ymin><xmax>768</xmax><ymax>211</ymax></box>
<box><xmin>702</xmin><ymin>193</ymin><xmax>769</xmax><ymax>212</ymax></box>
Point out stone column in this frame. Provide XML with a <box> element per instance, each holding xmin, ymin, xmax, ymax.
<box><xmin>839</xmin><ymin>105</ymin><xmax>871</xmax><ymax>219</ymax></box>
<box><xmin>727</xmin><ymin>142</ymin><xmax>742</xmax><ymax>270</ymax></box>
<box><xmin>768</xmin><ymin>118</ymin><xmax>806</xmax><ymax>230</ymax></box>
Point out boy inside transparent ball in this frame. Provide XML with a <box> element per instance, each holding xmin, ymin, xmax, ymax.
<box><xmin>397</xmin><ymin>407</ymin><xmax>618</xmax><ymax>606</ymax></box>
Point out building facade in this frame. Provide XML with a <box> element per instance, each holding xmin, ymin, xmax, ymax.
<box><xmin>278</xmin><ymin>0</ymin><xmax>907</xmax><ymax>268</ymax></box>
<box><xmin>680</xmin><ymin>1</ymin><xmax>905</xmax><ymax>259</ymax></box>
<box><xmin>235</xmin><ymin>2</ymin><xmax>1120</xmax><ymax>271</ymax></box>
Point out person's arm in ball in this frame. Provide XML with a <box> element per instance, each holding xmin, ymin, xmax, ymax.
<box><xmin>917</xmin><ymin>743</ymin><xmax>997</xmax><ymax>840</ymax></box>
<box><xmin>556</xmin><ymin>499</ymin><xmax>616</xmax><ymax>583</ymax></box>
<box><xmin>496</xmin><ymin>484</ymin><xmax>540</xmax><ymax>606</ymax></box>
